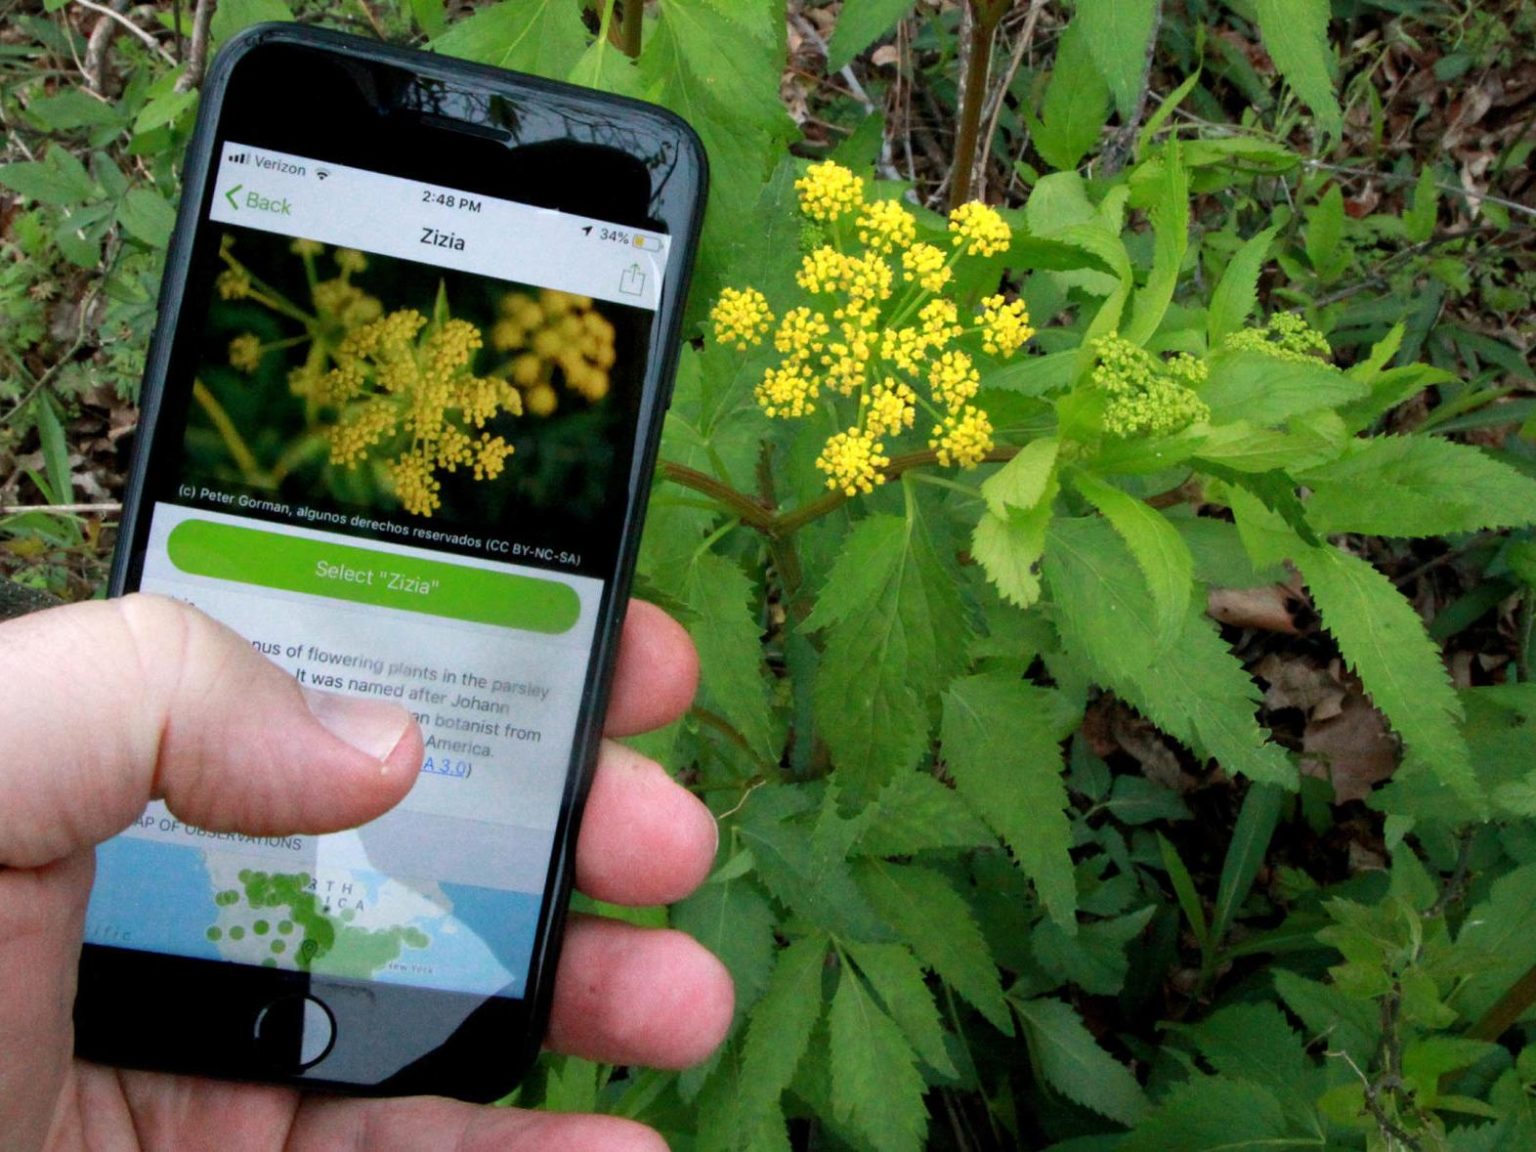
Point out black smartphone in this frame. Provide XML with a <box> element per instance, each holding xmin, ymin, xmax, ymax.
<box><xmin>74</xmin><ymin>23</ymin><xmax>705</xmax><ymax>1102</ymax></box>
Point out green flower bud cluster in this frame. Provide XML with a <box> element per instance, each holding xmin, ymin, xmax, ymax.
<box><xmin>1092</xmin><ymin>336</ymin><xmax>1211</xmax><ymax>438</ymax></box>
<box><xmin>1222</xmin><ymin>312</ymin><xmax>1331</xmax><ymax>363</ymax></box>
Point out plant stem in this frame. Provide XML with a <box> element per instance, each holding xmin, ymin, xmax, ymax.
<box><xmin>659</xmin><ymin>461</ymin><xmax>775</xmax><ymax>533</ymax></box>
<box><xmin>949</xmin><ymin>1</ymin><xmax>1008</xmax><ymax>210</ymax></box>
<box><xmin>617</xmin><ymin>0</ymin><xmax>643</xmax><ymax>59</ymax></box>
<box><xmin>1467</xmin><ymin>958</ymin><xmax>1536</xmax><ymax>1043</ymax></box>
<box><xmin>192</xmin><ymin>379</ymin><xmax>266</xmax><ymax>484</ymax></box>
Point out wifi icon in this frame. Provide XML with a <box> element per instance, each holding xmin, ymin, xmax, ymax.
<box><xmin>316</xmin><ymin>169</ymin><xmax>331</xmax><ymax>181</ymax></box>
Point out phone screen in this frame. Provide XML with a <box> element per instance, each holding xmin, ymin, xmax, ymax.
<box><xmin>84</xmin><ymin>139</ymin><xmax>675</xmax><ymax>1002</ymax></box>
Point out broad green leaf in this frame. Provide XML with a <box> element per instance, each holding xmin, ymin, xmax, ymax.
<box><xmin>1125</xmin><ymin>138</ymin><xmax>1188</xmax><ymax>345</ymax></box>
<box><xmin>1014</xmin><ymin>996</ymin><xmax>1150</xmax><ymax>1126</ymax></box>
<box><xmin>1273</xmin><ymin>969</ymin><xmax>1379</xmax><ymax>1058</ymax></box>
<box><xmin>542</xmin><ymin>1055</ymin><xmax>601</xmax><ymax>1113</ymax></box>
<box><xmin>807</xmin><ymin>511</ymin><xmax>971</xmax><ymax>795</ymax></box>
<box><xmin>0</xmin><ymin>148</ymin><xmax>98</xmax><ymax>205</ymax></box>
<box><xmin>209</xmin><ymin>0</ymin><xmax>293</xmax><ymax>40</ymax></box>
<box><xmin>22</xmin><ymin>90</ymin><xmax>124</xmax><ymax>132</ymax></box>
<box><xmin>1172</xmin><ymin>1001</ymin><xmax>1326</xmax><ymax>1129</ymax></box>
<box><xmin>1075</xmin><ymin>0</ymin><xmax>1159</xmax><ymax>119</ymax></box>
<box><xmin>678</xmin><ymin>552</ymin><xmax>775</xmax><ymax>760</ymax></box>
<box><xmin>1031</xmin><ymin>906</ymin><xmax>1156</xmax><ymax>996</ymax></box>
<box><xmin>1295</xmin><ymin>545</ymin><xmax>1478</xmax><ymax>805</ymax></box>
<box><xmin>1404</xmin><ymin>1038</ymin><xmax>1503</xmax><ymax>1095</ymax></box>
<box><xmin>116</xmin><ymin>188</ymin><xmax>177</xmax><ymax>248</ymax></box>
<box><xmin>973</xmin><ymin>470</ymin><xmax>1059</xmax><ymax>608</ymax></box>
<box><xmin>1406</xmin><ymin>165</ymin><xmax>1439</xmax><ymax>245</ymax></box>
<box><xmin>1071</xmin><ymin>469</ymin><xmax>1194</xmax><ymax>646</ymax></box>
<box><xmin>432</xmin><ymin>0</ymin><xmax>590</xmax><ymax>78</ymax></box>
<box><xmin>1032</xmin><ymin>23</ymin><xmax>1112</xmax><ymax>172</ymax></box>
<box><xmin>826</xmin><ymin>0</ymin><xmax>911</xmax><ymax>72</ymax></box>
<box><xmin>1121</xmin><ymin>1075</ymin><xmax>1292</xmax><ymax>1151</ymax></box>
<box><xmin>856</xmin><ymin>771</ymin><xmax>994</xmax><ymax>857</ymax></box>
<box><xmin>1192</xmin><ymin>418</ymin><xmax>1343</xmax><ymax>474</ymax></box>
<box><xmin>1447</xmin><ymin>864</ymin><xmax>1536</xmax><ymax>1025</ymax></box>
<box><xmin>844</xmin><ymin>941</ymin><xmax>957</xmax><ymax>1076</ymax></box>
<box><xmin>1254</xmin><ymin>0</ymin><xmax>1342</xmax><ymax>136</ymax></box>
<box><xmin>133</xmin><ymin>86</ymin><xmax>197</xmax><ymax>136</ymax></box>
<box><xmin>733</xmin><ymin>936</ymin><xmax>829</xmax><ymax>1140</ymax></box>
<box><xmin>1300</xmin><ymin>436</ymin><xmax>1536</xmax><ymax>538</ymax></box>
<box><xmin>940</xmin><ymin>674</ymin><xmax>1078</xmax><ymax>926</ymax></box>
<box><xmin>1200</xmin><ymin>348</ymin><xmax>1368</xmax><ymax>427</ymax></box>
<box><xmin>981</xmin><ymin>438</ymin><xmax>1060</xmax><ymax>518</ymax></box>
<box><xmin>738</xmin><ymin>787</ymin><xmax>892</xmax><ymax>943</ymax></box>
<box><xmin>1207</xmin><ymin>227</ymin><xmax>1277</xmax><ymax>346</ymax></box>
<box><xmin>1102</xmin><ymin>776</ymin><xmax>1191</xmax><ymax>824</ymax></box>
<box><xmin>409</xmin><ymin>0</ymin><xmax>447</xmax><ymax>38</ymax></box>
<box><xmin>1046</xmin><ymin>518</ymin><xmax>1297</xmax><ymax>786</ymax></box>
<box><xmin>855</xmin><ymin>859</ymin><xmax>1012</xmax><ymax>1033</ymax></box>
<box><xmin>829</xmin><ymin>962</ymin><xmax>927</xmax><ymax>1152</ymax></box>
<box><xmin>569</xmin><ymin>32</ymin><xmax>645</xmax><ymax>98</ymax></box>
<box><xmin>671</xmin><ymin>874</ymin><xmax>778</xmax><ymax>1021</ymax></box>
<box><xmin>1305</xmin><ymin>184</ymin><xmax>1346</xmax><ymax>280</ymax></box>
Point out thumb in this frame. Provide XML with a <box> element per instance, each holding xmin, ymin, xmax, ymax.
<box><xmin>0</xmin><ymin>593</ymin><xmax>422</xmax><ymax>869</ymax></box>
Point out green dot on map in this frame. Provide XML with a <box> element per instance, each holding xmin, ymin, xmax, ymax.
<box><xmin>262</xmin><ymin>958</ymin><xmax>276</xmax><ymax>968</ymax></box>
<box><xmin>278</xmin><ymin>920</ymin><xmax>294</xmax><ymax>935</ymax></box>
<box><xmin>229</xmin><ymin>926</ymin><xmax>245</xmax><ymax>940</ymax></box>
<box><xmin>271</xmin><ymin>940</ymin><xmax>286</xmax><ymax>955</ymax></box>
<box><xmin>206</xmin><ymin>927</ymin><xmax>222</xmax><ymax>941</ymax></box>
<box><xmin>403</xmin><ymin>928</ymin><xmax>428</xmax><ymax>949</ymax></box>
<box><xmin>341</xmin><ymin>909</ymin><xmax>356</xmax><ymax>923</ymax></box>
<box><xmin>253</xmin><ymin>920</ymin><xmax>270</xmax><ymax>935</ymax></box>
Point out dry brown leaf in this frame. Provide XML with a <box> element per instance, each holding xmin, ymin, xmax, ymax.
<box><xmin>1302</xmin><ymin>693</ymin><xmax>1400</xmax><ymax>805</ymax></box>
<box><xmin>1208</xmin><ymin>585</ymin><xmax>1299</xmax><ymax>634</ymax></box>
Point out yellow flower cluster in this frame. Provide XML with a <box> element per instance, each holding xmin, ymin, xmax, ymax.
<box><xmin>712</xmin><ymin>287</ymin><xmax>774</xmax><ymax>350</ymax></box>
<box><xmin>318</xmin><ymin>308</ymin><xmax>523</xmax><ymax>517</ymax></box>
<box><xmin>1092</xmin><ymin>336</ymin><xmax>1211</xmax><ymax>439</ymax></box>
<box><xmin>228</xmin><ymin>333</ymin><xmax>263</xmax><ymax>373</ymax></box>
<box><xmin>491</xmin><ymin>289</ymin><xmax>616</xmax><ymax>417</ymax></box>
<box><xmin>948</xmin><ymin>201</ymin><xmax>1012</xmax><ymax>257</ymax></box>
<box><xmin>1223</xmin><ymin>312</ymin><xmax>1332</xmax><ymax>363</ymax></box>
<box><xmin>713</xmin><ymin>159</ymin><xmax>1031</xmax><ymax>496</ymax></box>
<box><xmin>795</xmin><ymin>161</ymin><xmax>865</xmax><ymax>222</ymax></box>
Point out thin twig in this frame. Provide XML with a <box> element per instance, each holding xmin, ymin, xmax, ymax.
<box><xmin>72</xmin><ymin>0</ymin><xmax>176</xmax><ymax>66</ymax></box>
<box><xmin>175</xmin><ymin>0</ymin><xmax>215</xmax><ymax>91</ymax></box>
<box><xmin>975</xmin><ymin>0</ymin><xmax>1045</xmax><ymax>202</ymax></box>
<box><xmin>0</xmin><ymin>502</ymin><xmax>122</xmax><ymax>516</ymax></box>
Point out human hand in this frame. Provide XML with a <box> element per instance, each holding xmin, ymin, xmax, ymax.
<box><xmin>0</xmin><ymin>593</ymin><xmax>729</xmax><ymax>1151</ymax></box>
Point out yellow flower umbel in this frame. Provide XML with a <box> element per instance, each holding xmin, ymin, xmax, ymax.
<box><xmin>319</xmin><ymin>309</ymin><xmax>523</xmax><ymax>518</ymax></box>
<box><xmin>491</xmin><ymin>288</ymin><xmax>617</xmax><ymax>417</ymax></box>
<box><xmin>1223</xmin><ymin>312</ymin><xmax>1332</xmax><ymax>363</ymax></box>
<box><xmin>1092</xmin><ymin>336</ymin><xmax>1211</xmax><ymax>438</ymax></box>
<box><xmin>712</xmin><ymin>160</ymin><xmax>1030</xmax><ymax>496</ymax></box>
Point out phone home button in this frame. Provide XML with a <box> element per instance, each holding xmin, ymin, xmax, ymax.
<box><xmin>253</xmin><ymin>995</ymin><xmax>335</xmax><ymax>1071</ymax></box>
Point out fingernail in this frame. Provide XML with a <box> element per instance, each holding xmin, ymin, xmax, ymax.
<box><xmin>304</xmin><ymin>688</ymin><xmax>412</xmax><ymax>762</ymax></box>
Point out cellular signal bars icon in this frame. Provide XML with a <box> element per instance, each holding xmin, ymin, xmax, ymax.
<box><xmin>227</xmin><ymin>151</ymin><xmax>249</xmax><ymax>165</ymax></box>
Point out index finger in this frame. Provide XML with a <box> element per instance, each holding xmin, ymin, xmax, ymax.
<box><xmin>603</xmin><ymin>599</ymin><xmax>697</xmax><ymax>737</ymax></box>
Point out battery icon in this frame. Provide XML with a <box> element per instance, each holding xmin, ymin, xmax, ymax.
<box><xmin>632</xmin><ymin>234</ymin><xmax>662</xmax><ymax>252</ymax></box>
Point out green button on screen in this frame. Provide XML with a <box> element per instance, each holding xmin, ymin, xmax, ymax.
<box><xmin>167</xmin><ymin>519</ymin><xmax>580</xmax><ymax>634</ymax></box>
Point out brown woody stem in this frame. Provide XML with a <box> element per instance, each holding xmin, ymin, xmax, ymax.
<box><xmin>949</xmin><ymin>1</ymin><xmax>1008</xmax><ymax>210</ymax></box>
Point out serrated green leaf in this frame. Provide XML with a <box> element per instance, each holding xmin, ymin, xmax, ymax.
<box><xmin>1208</xmin><ymin>227</ymin><xmax>1277</xmax><ymax>346</ymax></box>
<box><xmin>1305</xmin><ymin>184</ymin><xmax>1346</xmax><ymax>279</ymax></box>
<box><xmin>733</xmin><ymin>936</ymin><xmax>828</xmax><ymax>1140</ymax></box>
<box><xmin>671</xmin><ymin>873</ymin><xmax>778</xmax><ymax>1021</ymax></box>
<box><xmin>116</xmin><ymin>187</ymin><xmax>176</xmax><ymax>248</ymax></box>
<box><xmin>1448</xmin><ymin>864</ymin><xmax>1536</xmax><ymax>1025</ymax></box>
<box><xmin>1121</xmin><ymin>1075</ymin><xmax>1292</xmax><ymax>1151</ymax></box>
<box><xmin>855</xmin><ymin>859</ymin><xmax>1012</xmax><ymax>1033</ymax></box>
<box><xmin>1178</xmin><ymin>1001</ymin><xmax>1308</xmax><ymax>1087</ymax></box>
<box><xmin>209</xmin><ymin>0</ymin><xmax>293</xmax><ymax>40</ymax></box>
<box><xmin>1031</xmin><ymin>906</ymin><xmax>1156</xmax><ymax>996</ymax></box>
<box><xmin>829</xmin><ymin>962</ymin><xmax>928</xmax><ymax>1152</ymax></box>
<box><xmin>677</xmin><ymin>551</ymin><xmax>775</xmax><ymax>759</ymax></box>
<box><xmin>855</xmin><ymin>771</ymin><xmax>994</xmax><ymax>857</ymax></box>
<box><xmin>0</xmin><ymin>148</ymin><xmax>98</xmax><ymax>205</ymax></box>
<box><xmin>1200</xmin><ymin>349</ymin><xmax>1368</xmax><ymax>427</ymax></box>
<box><xmin>1300</xmin><ymin>436</ymin><xmax>1536</xmax><ymax>538</ymax></box>
<box><xmin>981</xmin><ymin>438</ymin><xmax>1059</xmax><ymax>518</ymax></box>
<box><xmin>807</xmin><ymin>511</ymin><xmax>971</xmax><ymax>795</ymax></box>
<box><xmin>1015</xmin><ymin>996</ymin><xmax>1149</xmax><ymax>1126</ymax></box>
<box><xmin>1406</xmin><ymin>165</ymin><xmax>1439</xmax><ymax>245</ymax></box>
<box><xmin>1254</xmin><ymin>0</ymin><xmax>1342</xmax><ymax>136</ymax></box>
<box><xmin>1045</xmin><ymin>518</ymin><xmax>1297</xmax><ymax>787</ymax></box>
<box><xmin>826</xmin><ymin>0</ymin><xmax>911</xmax><ymax>71</ymax></box>
<box><xmin>1273</xmin><ymin>969</ymin><xmax>1380</xmax><ymax>1058</ymax></box>
<box><xmin>972</xmin><ymin>473</ymin><xmax>1058</xmax><ymax>609</ymax></box>
<box><xmin>1102</xmin><ymin>775</ymin><xmax>1191</xmax><ymax>824</ymax></box>
<box><xmin>431</xmin><ymin>0</ymin><xmax>590</xmax><ymax>77</ymax></box>
<box><xmin>1071</xmin><ymin>469</ymin><xmax>1194</xmax><ymax>647</ymax></box>
<box><xmin>1075</xmin><ymin>0</ymin><xmax>1159</xmax><ymax>120</ymax></box>
<box><xmin>1032</xmin><ymin>23</ymin><xmax>1112</xmax><ymax>172</ymax></box>
<box><xmin>1125</xmin><ymin>138</ymin><xmax>1188</xmax><ymax>345</ymax></box>
<box><xmin>132</xmin><ymin>86</ymin><xmax>197</xmax><ymax>136</ymax></box>
<box><xmin>1295</xmin><ymin>545</ymin><xmax>1478</xmax><ymax>806</ymax></box>
<box><xmin>844</xmin><ymin>940</ymin><xmax>957</xmax><ymax>1077</ymax></box>
<box><xmin>941</xmin><ymin>674</ymin><xmax>1078</xmax><ymax>926</ymax></box>
<box><xmin>738</xmin><ymin>787</ymin><xmax>892</xmax><ymax>943</ymax></box>
<box><xmin>23</xmin><ymin>89</ymin><xmax>123</xmax><ymax>132</ymax></box>
<box><xmin>1192</xmin><ymin>418</ymin><xmax>1343</xmax><ymax>474</ymax></box>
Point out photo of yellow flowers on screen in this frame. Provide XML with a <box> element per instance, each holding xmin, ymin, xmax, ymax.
<box><xmin>185</xmin><ymin>230</ymin><xmax>635</xmax><ymax>524</ymax></box>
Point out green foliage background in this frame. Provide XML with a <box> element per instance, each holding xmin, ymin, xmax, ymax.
<box><xmin>4</xmin><ymin>1</ymin><xmax>1536</xmax><ymax>1149</ymax></box>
